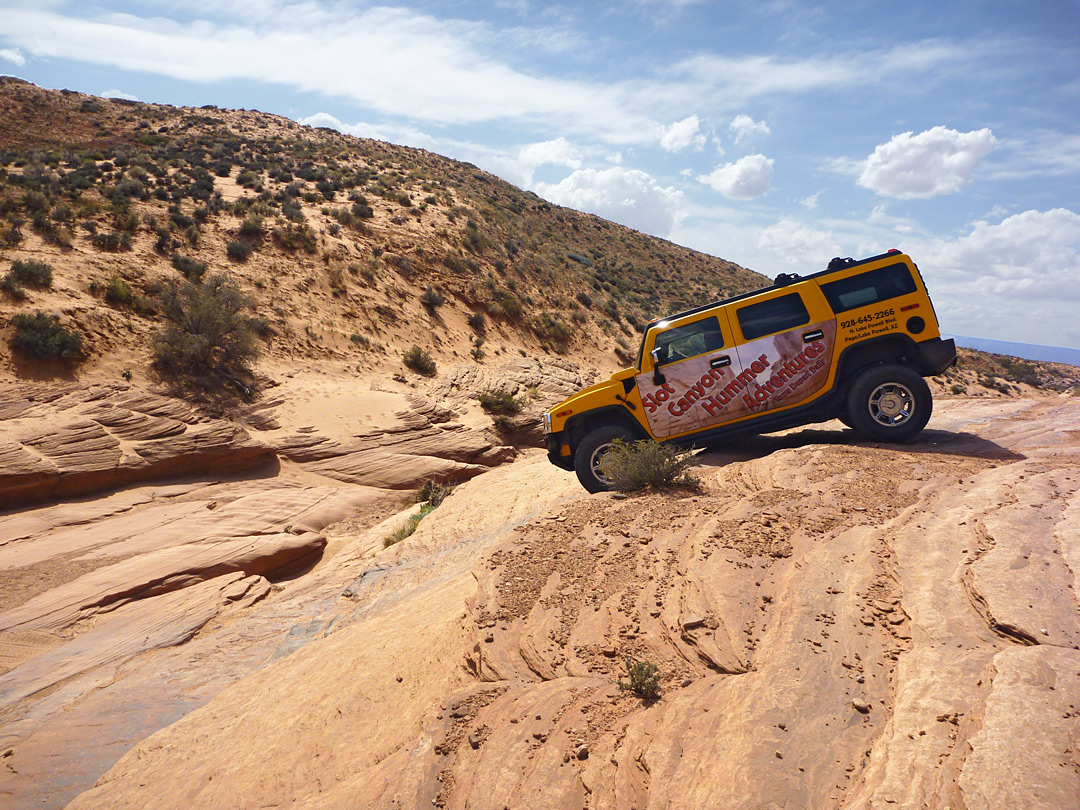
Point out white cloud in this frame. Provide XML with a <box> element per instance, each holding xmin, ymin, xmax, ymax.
<box><xmin>917</xmin><ymin>208</ymin><xmax>1080</xmax><ymax>345</ymax></box>
<box><xmin>729</xmin><ymin>114</ymin><xmax>769</xmax><ymax>145</ymax></box>
<box><xmin>535</xmin><ymin>167</ymin><xmax>684</xmax><ymax>236</ymax></box>
<box><xmin>101</xmin><ymin>88</ymin><xmax>138</xmax><ymax>101</ymax></box>
<box><xmin>924</xmin><ymin>208</ymin><xmax>1080</xmax><ymax>298</ymax></box>
<box><xmin>659</xmin><ymin>114</ymin><xmax>705</xmax><ymax>152</ymax></box>
<box><xmin>296</xmin><ymin>112</ymin><xmax>441</xmax><ymax>152</ymax></box>
<box><xmin>699</xmin><ymin>154</ymin><xmax>774</xmax><ymax>199</ymax></box>
<box><xmin>757</xmin><ymin>219</ymin><xmax>841</xmax><ymax>264</ymax></box>
<box><xmin>858</xmin><ymin>126</ymin><xmax>996</xmax><ymax>199</ymax></box>
<box><xmin>800</xmin><ymin>191</ymin><xmax>822</xmax><ymax>210</ymax></box>
<box><xmin>0</xmin><ymin>48</ymin><xmax>26</xmax><ymax>66</ymax></box>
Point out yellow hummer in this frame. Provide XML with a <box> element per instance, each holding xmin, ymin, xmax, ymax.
<box><xmin>544</xmin><ymin>250</ymin><xmax>956</xmax><ymax>492</ymax></box>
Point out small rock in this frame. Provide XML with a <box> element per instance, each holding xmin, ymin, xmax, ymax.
<box><xmin>1041</xmin><ymin>629</ymin><xmax>1050</xmax><ymax>636</ymax></box>
<box><xmin>484</xmin><ymin>634</ymin><xmax>494</xmax><ymax>643</ymax></box>
<box><xmin>576</xmin><ymin>744</ymin><xmax>589</xmax><ymax>760</ymax></box>
<box><xmin>468</xmin><ymin>733</ymin><xmax>481</xmax><ymax>750</ymax></box>
<box><xmin>852</xmin><ymin>698</ymin><xmax>871</xmax><ymax>714</ymax></box>
<box><xmin>775</xmin><ymin>751</ymin><xmax>783</xmax><ymax>759</ymax></box>
<box><xmin>682</xmin><ymin>615</ymin><xmax>706</xmax><ymax>630</ymax></box>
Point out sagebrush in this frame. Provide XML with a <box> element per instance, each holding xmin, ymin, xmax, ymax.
<box><xmin>598</xmin><ymin>439</ymin><xmax>698</xmax><ymax>492</ymax></box>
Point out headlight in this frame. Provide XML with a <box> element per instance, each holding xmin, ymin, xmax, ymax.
<box><xmin>543</xmin><ymin>411</ymin><xmax>552</xmax><ymax>433</ymax></box>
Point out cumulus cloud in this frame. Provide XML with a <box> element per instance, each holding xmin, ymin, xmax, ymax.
<box><xmin>0</xmin><ymin>48</ymin><xmax>25</xmax><ymax>66</ymax></box>
<box><xmin>858</xmin><ymin>126</ymin><xmax>996</xmax><ymax>199</ymax></box>
<box><xmin>925</xmin><ymin>208</ymin><xmax>1080</xmax><ymax>298</ymax></box>
<box><xmin>101</xmin><ymin>89</ymin><xmax>138</xmax><ymax>101</ymax></box>
<box><xmin>297</xmin><ymin>112</ymin><xmax>441</xmax><ymax>151</ymax></box>
<box><xmin>699</xmin><ymin>154</ymin><xmax>774</xmax><ymax>199</ymax></box>
<box><xmin>729</xmin><ymin>114</ymin><xmax>769</xmax><ymax>145</ymax></box>
<box><xmin>757</xmin><ymin>219</ymin><xmax>841</xmax><ymax>264</ymax></box>
<box><xmin>918</xmin><ymin>208</ymin><xmax>1080</xmax><ymax>346</ymax></box>
<box><xmin>659</xmin><ymin>115</ymin><xmax>705</xmax><ymax>152</ymax></box>
<box><xmin>535</xmin><ymin>167</ymin><xmax>684</xmax><ymax>236</ymax></box>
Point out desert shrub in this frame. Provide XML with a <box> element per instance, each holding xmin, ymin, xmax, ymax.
<box><xmin>272</xmin><ymin>222</ymin><xmax>316</xmax><ymax>253</ymax></box>
<box><xmin>477</xmin><ymin>390</ymin><xmax>522</xmax><ymax>415</ymax></box>
<box><xmin>238</xmin><ymin>214</ymin><xmax>265</xmax><ymax>240</ymax></box>
<box><xmin>103</xmin><ymin>275</ymin><xmax>134</xmax><ymax>305</ymax></box>
<box><xmin>151</xmin><ymin>274</ymin><xmax>261</xmax><ymax>382</ymax></box>
<box><xmin>5</xmin><ymin>259</ymin><xmax>53</xmax><ymax>289</ymax></box>
<box><xmin>576</xmin><ymin>291</ymin><xmax>593</xmax><ymax>308</ymax></box>
<box><xmin>9</xmin><ymin>312</ymin><xmax>83</xmax><ymax>360</ymax></box>
<box><xmin>950</xmin><ymin>383</ymin><xmax>967</xmax><ymax>395</ymax></box>
<box><xmin>494</xmin><ymin>290</ymin><xmax>523</xmax><ymax>322</ymax></box>
<box><xmin>598</xmin><ymin>439</ymin><xmax>698</xmax><ymax>493</ymax></box>
<box><xmin>467</xmin><ymin>312</ymin><xmax>485</xmax><ymax>332</ymax></box>
<box><xmin>226</xmin><ymin>239</ymin><xmax>253</xmax><ymax>262</ymax></box>
<box><xmin>415</xmin><ymin>479</ymin><xmax>452</xmax><ymax>507</ymax></box>
<box><xmin>531</xmin><ymin>313</ymin><xmax>572</xmax><ymax>353</ymax></box>
<box><xmin>385</xmin><ymin>480</ymin><xmax>453</xmax><ymax>546</ymax></box>
<box><xmin>403</xmin><ymin>345</ymin><xmax>436</xmax><ymax>376</ymax></box>
<box><xmin>171</xmin><ymin>253</ymin><xmax>207</xmax><ymax>282</ymax></box>
<box><xmin>618</xmin><ymin>657</ymin><xmax>661</xmax><ymax>701</ymax></box>
<box><xmin>419</xmin><ymin>286</ymin><xmax>445</xmax><ymax>310</ymax></box>
<box><xmin>91</xmin><ymin>231</ymin><xmax>131</xmax><ymax>251</ymax></box>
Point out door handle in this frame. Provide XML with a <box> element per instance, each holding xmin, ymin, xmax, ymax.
<box><xmin>709</xmin><ymin>355</ymin><xmax>732</xmax><ymax>369</ymax></box>
<box><xmin>802</xmin><ymin>329</ymin><xmax>824</xmax><ymax>343</ymax></box>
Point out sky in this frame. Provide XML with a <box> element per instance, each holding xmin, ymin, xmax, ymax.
<box><xmin>2</xmin><ymin>0</ymin><xmax>1079</xmax><ymax>348</ymax></box>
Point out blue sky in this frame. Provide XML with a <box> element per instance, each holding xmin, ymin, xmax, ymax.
<box><xmin>2</xmin><ymin>0</ymin><xmax>1079</xmax><ymax>348</ymax></box>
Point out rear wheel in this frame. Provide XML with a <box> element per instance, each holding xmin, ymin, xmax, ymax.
<box><xmin>846</xmin><ymin>364</ymin><xmax>932</xmax><ymax>442</ymax></box>
<box><xmin>574</xmin><ymin>425</ymin><xmax>635</xmax><ymax>493</ymax></box>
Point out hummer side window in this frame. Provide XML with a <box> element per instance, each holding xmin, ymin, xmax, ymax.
<box><xmin>736</xmin><ymin>293</ymin><xmax>809</xmax><ymax>341</ymax></box>
<box><xmin>821</xmin><ymin>263</ymin><xmax>917</xmax><ymax>313</ymax></box>
<box><xmin>654</xmin><ymin>316</ymin><xmax>725</xmax><ymax>363</ymax></box>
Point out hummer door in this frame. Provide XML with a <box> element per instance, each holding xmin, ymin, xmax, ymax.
<box><xmin>635</xmin><ymin>312</ymin><xmax>748</xmax><ymax>440</ymax></box>
<box><xmin>729</xmin><ymin>289</ymin><xmax>837</xmax><ymax>415</ymax></box>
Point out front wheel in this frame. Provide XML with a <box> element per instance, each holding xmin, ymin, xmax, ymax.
<box><xmin>846</xmin><ymin>365</ymin><xmax>932</xmax><ymax>442</ymax></box>
<box><xmin>574</xmin><ymin>425</ymin><xmax>635</xmax><ymax>493</ymax></box>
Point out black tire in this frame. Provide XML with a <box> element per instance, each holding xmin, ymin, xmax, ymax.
<box><xmin>574</xmin><ymin>425</ymin><xmax>635</xmax><ymax>493</ymax></box>
<box><xmin>846</xmin><ymin>364</ymin><xmax>932</xmax><ymax>442</ymax></box>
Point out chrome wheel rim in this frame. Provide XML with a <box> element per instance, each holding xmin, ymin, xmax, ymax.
<box><xmin>868</xmin><ymin>382</ymin><xmax>915</xmax><ymax>427</ymax></box>
<box><xmin>590</xmin><ymin>443</ymin><xmax>614</xmax><ymax>484</ymax></box>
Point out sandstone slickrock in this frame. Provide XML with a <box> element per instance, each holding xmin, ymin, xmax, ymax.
<box><xmin>2</xmin><ymin>397</ymin><xmax>1078</xmax><ymax>810</ymax></box>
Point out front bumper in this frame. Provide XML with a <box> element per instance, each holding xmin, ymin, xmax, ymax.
<box><xmin>545</xmin><ymin>432</ymin><xmax>574</xmax><ymax>471</ymax></box>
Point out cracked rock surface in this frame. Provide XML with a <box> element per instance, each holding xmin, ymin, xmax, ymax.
<box><xmin>2</xmin><ymin>394</ymin><xmax>1078</xmax><ymax>810</ymax></box>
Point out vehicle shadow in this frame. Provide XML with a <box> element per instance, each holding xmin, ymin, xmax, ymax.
<box><xmin>696</xmin><ymin>424</ymin><xmax>1025</xmax><ymax>466</ymax></box>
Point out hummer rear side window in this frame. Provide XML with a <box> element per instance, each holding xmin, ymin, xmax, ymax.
<box><xmin>821</xmin><ymin>263</ymin><xmax>917</xmax><ymax>313</ymax></box>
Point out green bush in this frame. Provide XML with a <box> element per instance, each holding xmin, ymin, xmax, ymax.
<box><xmin>467</xmin><ymin>312</ymin><xmax>486</xmax><ymax>332</ymax></box>
<box><xmin>403</xmin><ymin>345</ymin><xmax>437</xmax><ymax>376</ymax></box>
<box><xmin>10</xmin><ymin>312</ymin><xmax>83</xmax><ymax>360</ymax></box>
<box><xmin>171</xmin><ymin>253</ymin><xmax>208</xmax><ymax>282</ymax></box>
<box><xmin>103</xmin><ymin>275</ymin><xmax>134</xmax><ymax>305</ymax></box>
<box><xmin>6</xmin><ymin>260</ymin><xmax>54</xmax><ymax>288</ymax></box>
<box><xmin>91</xmin><ymin>231</ymin><xmax>131</xmax><ymax>252</ymax></box>
<box><xmin>385</xmin><ymin>480</ymin><xmax>453</xmax><ymax>547</ymax></box>
<box><xmin>419</xmin><ymin>286</ymin><xmax>445</xmax><ymax>310</ymax></box>
<box><xmin>226</xmin><ymin>239</ymin><xmax>253</xmax><ymax>262</ymax></box>
<box><xmin>477</xmin><ymin>390</ymin><xmax>522</xmax><ymax>415</ymax></box>
<box><xmin>151</xmin><ymin>274</ymin><xmax>261</xmax><ymax>382</ymax></box>
<box><xmin>618</xmin><ymin>657</ymin><xmax>661</xmax><ymax>701</ymax></box>
<box><xmin>599</xmin><ymin>439</ymin><xmax>698</xmax><ymax>493</ymax></box>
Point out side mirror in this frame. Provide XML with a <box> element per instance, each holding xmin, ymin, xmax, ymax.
<box><xmin>650</xmin><ymin>348</ymin><xmax>666</xmax><ymax>385</ymax></box>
